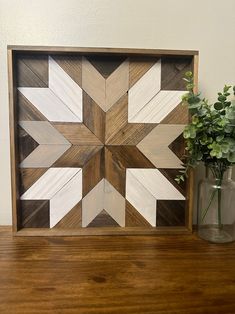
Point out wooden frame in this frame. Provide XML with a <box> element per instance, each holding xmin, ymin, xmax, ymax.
<box><xmin>8</xmin><ymin>46</ymin><xmax>198</xmax><ymax>236</ymax></box>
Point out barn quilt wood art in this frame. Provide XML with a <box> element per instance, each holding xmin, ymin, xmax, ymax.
<box><xmin>8</xmin><ymin>46</ymin><xmax>198</xmax><ymax>236</ymax></box>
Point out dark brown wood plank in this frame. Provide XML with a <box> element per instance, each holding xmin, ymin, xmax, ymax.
<box><xmin>18</xmin><ymin>126</ymin><xmax>39</xmax><ymax>162</ymax></box>
<box><xmin>87</xmin><ymin>209</ymin><xmax>119</xmax><ymax>227</ymax></box>
<box><xmin>20</xmin><ymin>200</ymin><xmax>49</xmax><ymax>228</ymax></box>
<box><xmin>1</xmin><ymin>227</ymin><xmax>235</xmax><ymax>314</ymax></box>
<box><xmin>161</xmin><ymin>57</ymin><xmax>193</xmax><ymax>90</ymax></box>
<box><xmin>156</xmin><ymin>200</ymin><xmax>186</xmax><ymax>226</ymax></box>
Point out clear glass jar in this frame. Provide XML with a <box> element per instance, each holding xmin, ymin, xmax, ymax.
<box><xmin>197</xmin><ymin>165</ymin><xmax>235</xmax><ymax>243</ymax></box>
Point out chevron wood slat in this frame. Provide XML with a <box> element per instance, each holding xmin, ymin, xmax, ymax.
<box><xmin>137</xmin><ymin>124</ymin><xmax>185</xmax><ymax>168</ymax></box>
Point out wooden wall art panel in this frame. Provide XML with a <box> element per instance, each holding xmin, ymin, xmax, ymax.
<box><xmin>8</xmin><ymin>46</ymin><xmax>198</xmax><ymax>236</ymax></box>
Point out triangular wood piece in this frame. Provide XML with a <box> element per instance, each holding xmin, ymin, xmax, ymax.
<box><xmin>54</xmin><ymin>201</ymin><xmax>82</xmax><ymax>228</ymax></box>
<box><xmin>53</xmin><ymin>145</ymin><xmax>102</xmax><ymax>167</ymax></box>
<box><xmin>18</xmin><ymin>126</ymin><xmax>39</xmax><ymax>162</ymax></box>
<box><xmin>17</xmin><ymin>54</ymin><xmax>48</xmax><ymax>87</ymax></box>
<box><xmin>51</xmin><ymin>55</ymin><xmax>82</xmax><ymax>86</ymax></box>
<box><xmin>125</xmin><ymin>200</ymin><xmax>151</xmax><ymax>227</ymax></box>
<box><xmin>18</xmin><ymin>91</ymin><xmax>47</xmax><ymax>121</ymax></box>
<box><xmin>129</xmin><ymin>57</ymin><xmax>158</xmax><ymax>88</ymax></box>
<box><xmin>21</xmin><ymin>200</ymin><xmax>49</xmax><ymax>228</ymax></box>
<box><xmin>156</xmin><ymin>200</ymin><xmax>185</xmax><ymax>226</ymax></box>
<box><xmin>168</xmin><ymin>133</ymin><xmax>185</xmax><ymax>160</ymax></box>
<box><xmin>19</xmin><ymin>168</ymin><xmax>48</xmax><ymax>194</ymax></box>
<box><xmin>87</xmin><ymin>55</ymin><xmax>126</xmax><ymax>78</ymax></box>
<box><xmin>158</xmin><ymin>168</ymin><xmax>186</xmax><ymax>197</ymax></box>
<box><xmin>87</xmin><ymin>209</ymin><xmax>119</xmax><ymax>227</ymax></box>
<box><xmin>160</xmin><ymin>103</ymin><xmax>188</xmax><ymax>124</ymax></box>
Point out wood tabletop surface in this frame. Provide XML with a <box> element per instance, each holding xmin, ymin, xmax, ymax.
<box><xmin>0</xmin><ymin>226</ymin><xmax>235</xmax><ymax>314</ymax></box>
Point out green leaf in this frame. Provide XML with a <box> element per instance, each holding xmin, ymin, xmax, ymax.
<box><xmin>218</xmin><ymin>95</ymin><xmax>226</xmax><ymax>102</ymax></box>
<box><xmin>185</xmin><ymin>71</ymin><xmax>193</xmax><ymax>78</ymax></box>
<box><xmin>228</xmin><ymin>152</ymin><xmax>235</xmax><ymax>162</ymax></box>
<box><xmin>214</xmin><ymin>102</ymin><xmax>223</xmax><ymax>110</ymax></box>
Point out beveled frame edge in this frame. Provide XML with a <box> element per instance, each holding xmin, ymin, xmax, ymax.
<box><xmin>7</xmin><ymin>46</ymin><xmax>199</xmax><ymax>236</ymax></box>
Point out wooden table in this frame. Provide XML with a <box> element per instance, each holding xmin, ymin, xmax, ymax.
<box><xmin>0</xmin><ymin>226</ymin><xmax>235</xmax><ymax>313</ymax></box>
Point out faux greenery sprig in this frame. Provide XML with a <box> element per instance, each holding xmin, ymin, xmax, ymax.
<box><xmin>176</xmin><ymin>72</ymin><xmax>235</xmax><ymax>183</ymax></box>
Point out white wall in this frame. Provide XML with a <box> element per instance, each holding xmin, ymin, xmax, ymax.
<box><xmin>0</xmin><ymin>0</ymin><xmax>235</xmax><ymax>224</ymax></box>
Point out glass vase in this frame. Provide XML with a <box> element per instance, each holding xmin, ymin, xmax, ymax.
<box><xmin>197</xmin><ymin>165</ymin><xmax>235</xmax><ymax>243</ymax></box>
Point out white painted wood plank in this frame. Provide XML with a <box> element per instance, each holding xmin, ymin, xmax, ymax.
<box><xmin>49</xmin><ymin>56</ymin><xmax>83</xmax><ymax>121</ymax></box>
<box><xmin>18</xmin><ymin>88</ymin><xmax>80</xmax><ymax>122</ymax></box>
<box><xmin>130</xmin><ymin>90</ymin><xmax>185</xmax><ymax>123</ymax></box>
<box><xmin>128</xmin><ymin>61</ymin><xmax>161</xmax><ymax>121</ymax></box>
<box><xmin>129</xmin><ymin>168</ymin><xmax>185</xmax><ymax>200</ymax></box>
<box><xmin>50</xmin><ymin>169</ymin><xmax>83</xmax><ymax>228</ymax></box>
<box><xmin>19</xmin><ymin>121</ymin><xmax>70</xmax><ymax>144</ymax></box>
<box><xmin>126</xmin><ymin>170</ymin><xmax>156</xmax><ymax>226</ymax></box>
<box><xmin>20</xmin><ymin>144</ymin><xmax>71</xmax><ymax>168</ymax></box>
<box><xmin>82</xmin><ymin>179</ymin><xmax>104</xmax><ymax>227</ymax></box>
<box><xmin>21</xmin><ymin>168</ymin><xmax>81</xmax><ymax>200</ymax></box>
<box><xmin>104</xmin><ymin>179</ymin><xmax>125</xmax><ymax>227</ymax></box>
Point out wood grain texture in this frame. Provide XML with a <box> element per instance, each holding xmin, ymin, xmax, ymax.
<box><xmin>87</xmin><ymin>209</ymin><xmax>119</xmax><ymax>227</ymax></box>
<box><xmin>18</xmin><ymin>126</ymin><xmax>38</xmax><ymax>162</ymax></box>
<box><xmin>52</xmin><ymin>123</ymin><xmax>103</xmax><ymax>146</ymax></box>
<box><xmin>156</xmin><ymin>200</ymin><xmax>186</xmax><ymax>226</ymax></box>
<box><xmin>16</xmin><ymin>54</ymin><xmax>48</xmax><ymax>87</ymax></box>
<box><xmin>53</xmin><ymin>145</ymin><xmax>102</xmax><ymax>167</ymax></box>
<box><xmin>51</xmin><ymin>55</ymin><xmax>82</xmax><ymax>86</ymax></box>
<box><xmin>137</xmin><ymin>124</ymin><xmax>185</xmax><ymax>168</ymax></box>
<box><xmin>83</xmin><ymin>92</ymin><xmax>106</xmax><ymax>143</ymax></box>
<box><xmin>161</xmin><ymin>57</ymin><xmax>193</xmax><ymax>90</ymax></box>
<box><xmin>18</xmin><ymin>91</ymin><xmax>47</xmax><ymax>121</ymax></box>
<box><xmin>82</xmin><ymin>148</ymin><xmax>104</xmax><ymax>197</ymax></box>
<box><xmin>20</xmin><ymin>200</ymin><xmax>49</xmax><ymax>228</ymax></box>
<box><xmin>3</xmin><ymin>227</ymin><xmax>235</xmax><ymax>314</ymax></box>
<box><xmin>160</xmin><ymin>102</ymin><xmax>188</xmax><ymax>124</ymax></box>
<box><xmin>54</xmin><ymin>201</ymin><xmax>82</xmax><ymax>229</ymax></box>
<box><xmin>19</xmin><ymin>168</ymin><xmax>48</xmax><ymax>194</ymax></box>
<box><xmin>129</xmin><ymin>56</ymin><xmax>158</xmax><ymax>88</ymax></box>
<box><xmin>125</xmin><ymin>200</ymin><xmax>152</xmax><ymax>227</ymax></box>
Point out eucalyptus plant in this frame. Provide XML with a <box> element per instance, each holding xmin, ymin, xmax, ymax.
<box><xmin>176</xmin><ymin>71</ymin><xmax>235</xmax><ymax>184</ymax></box>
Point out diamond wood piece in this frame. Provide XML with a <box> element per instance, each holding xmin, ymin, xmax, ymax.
<box><xmin>52</xmin><ymin>123</ymin><xmax>103</xmax><ymax>146</ymax></box>
<box><xmin>53</xmin><ymin>146</ymin><xmax>102</xmax><ymax>167</ymax></box>
<box><xmin>83</xmin><ymin>92</ymin><xmax>105</xmax><ymax>143</ymax></box>
<box><xmin>82</xmin><ymin>148</ymin><xmax>104</xmax><ymax>197</ymax></box>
